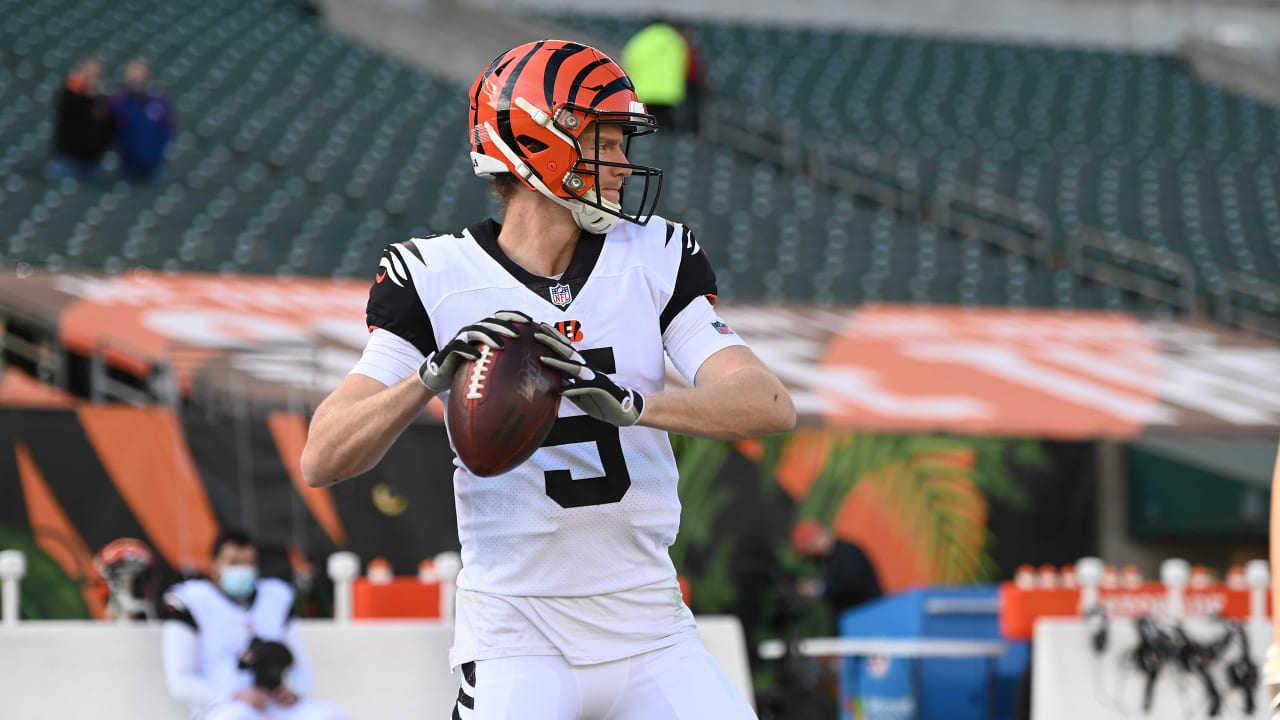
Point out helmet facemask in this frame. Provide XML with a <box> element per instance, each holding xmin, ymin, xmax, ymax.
<box><xmin>554</xmin><ymin>104</ymin><xmax>662</xmax><ymax>233</ymax></box>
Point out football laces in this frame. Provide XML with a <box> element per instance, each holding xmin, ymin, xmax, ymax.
<box><xmin>465</xmin><ymin>345</ymin><xmax>494</xmax><ymax>400</ymax></box>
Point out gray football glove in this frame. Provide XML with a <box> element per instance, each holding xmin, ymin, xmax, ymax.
<box><xmin>535</xmin><ymin>323</ymin><xmax>644</xmax><ymax>427</ymax></box>
<box><xmin>417</xmin><ymin>310</ymin><xmax>532</xmax><ymax>394</ymax></box>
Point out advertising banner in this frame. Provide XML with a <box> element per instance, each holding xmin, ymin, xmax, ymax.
<box><xmin>2</xmin><ymin>272</ymin><xmax>1277</xmax><ymax>437</ymax></box>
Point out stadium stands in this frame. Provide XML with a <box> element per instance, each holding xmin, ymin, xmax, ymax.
<box><xmin>0</xmin><ymin>0</ymin><xmax>498</xmax><ymax>277</ymax></box>
<box><xmin>0</xmin><ymin>0</ymin><xmax>1274</xmax><ymax>314</ymax></box>
<box><xmin>559</xmin><ymin>15</ymin><xmax>1280</xmax><ymax>304</ymax></box>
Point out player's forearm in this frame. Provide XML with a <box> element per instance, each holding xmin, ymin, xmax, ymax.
<box><xmin>301</xmin><ymin>376</ymin><xmax>431</xmax><ymax>487</ymax></box>
<box><xmin>162</xmin><ymin>623</ymin><xmax>226</xmax><ymax>708</ymax></box>
<box><xmin>639</xmin><ymin>366</ymin><xmax>795</xmax><ymax>440</ymax></box>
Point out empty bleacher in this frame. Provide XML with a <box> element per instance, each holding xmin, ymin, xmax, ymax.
<box><xmin>1</xmin><ymin>0</ymin><xmax>1272</xmax><ymax>314</ymax></box>
<box><xmin>628</xmin><ymin>134</ymin><xmax>1110</xmax><ymax>308</ymax></box>
<box><xmin>558</xmin><ymin>15</ymin><xmax>1280</xmax><ymax>314</ymax></box>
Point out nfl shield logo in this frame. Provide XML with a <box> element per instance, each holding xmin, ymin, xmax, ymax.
<box><xmin>549</xmin><ymin>283</ymin><xmax>573</xmax><ymax>307</ymax></box>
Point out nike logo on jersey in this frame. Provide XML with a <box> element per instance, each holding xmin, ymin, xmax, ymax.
<box><xmin>377</xmin><ymin>250</ymin><xmax>410</xmax><ymax>288</ymax></box>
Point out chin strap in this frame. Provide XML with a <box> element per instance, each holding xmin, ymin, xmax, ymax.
<box><xmin>568</xmin><ymin>189</ymin><xmax>621</xmax><ymax>233</ymax></box>
<box><xmin>475</xmin><ymin>140</ymin><xmax>620</xmax><ymax>233</ymax></box>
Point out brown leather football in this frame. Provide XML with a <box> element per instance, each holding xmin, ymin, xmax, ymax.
<box><xmin>447</xmin><ymin>321</ymin><xmax>562</xmax><ymax>477</ymax></box>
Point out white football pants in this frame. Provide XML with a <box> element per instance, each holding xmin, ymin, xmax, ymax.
<box><xmin>452</xmin><ymin>636</ymin><xmax>756</xmax><ymax>720</ymax></box>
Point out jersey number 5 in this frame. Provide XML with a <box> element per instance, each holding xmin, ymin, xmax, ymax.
<box><xmin>541</xmin><ymin>348</ymin><xmax>632</xmax><ymax>508</ymax></box>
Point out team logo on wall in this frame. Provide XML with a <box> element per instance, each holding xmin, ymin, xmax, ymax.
<box><xmin>548</xmin><ymin>283</ymin><xmax>573</xmax><ymax>307</ymax></box>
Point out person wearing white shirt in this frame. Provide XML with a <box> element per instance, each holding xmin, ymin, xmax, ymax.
<box><xmin>160</xmin><ymin>530</ymin><xmax>348</xmax><ymax>720</ymax></box>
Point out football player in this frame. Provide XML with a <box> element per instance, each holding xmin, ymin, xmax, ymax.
<box><xmin>160</xmin><ymin>530</ymin><xmax>348</xmax><ymax>720</ymax></box>
<box><xmin>301</xmin><ymin>39</ymin><xmax>795</xmax><ymax>719</ymax></box>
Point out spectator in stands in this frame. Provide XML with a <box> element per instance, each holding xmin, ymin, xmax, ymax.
<box><xmin>677</xmin><ymin>22</ymin><xmax>707</xmax><ymax>135</ymax></box>
<box><xmin>621</xmin><ymin>18</ymin><xmax>689</xmax><ymax>132</ymax></box>
<box><xmin>160</xmin><ymin>530</ymin><xmax>348</xmax><ymax>720</ymax></box>
<box><xmin>110</xmin><ymin>58</ymin><xmax>173</xmax><ymax>183</ymax></box>
<box><xmin>50</xmin><ymin>57</ymin><xmax>114</xmax><ymax>182</ymax></box>
<box><xmin>791</xmin><ymin>519</ymin><xmax>884</xmax><ymax>620</ymax></box>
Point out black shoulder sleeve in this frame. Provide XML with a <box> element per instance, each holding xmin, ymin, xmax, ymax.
<box><xmin>160</xmin><ymin>591</ymin><xmax>197</xmax><ymax>630</ymax></box>
<box><xmin>659</xmin><ymin>225</ymin><xmax>719</xmax><ymax>333</ymax></box>
<box><xmin>365</xmin><ymin>243</ymin><xmax>437</xmax><ymax>356</ymax></box>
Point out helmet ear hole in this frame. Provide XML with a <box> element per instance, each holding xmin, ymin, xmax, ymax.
<box><xmin>517</xmin><ymin>135</ymin><xmax>549</xmax><ymax>154</ymax></box>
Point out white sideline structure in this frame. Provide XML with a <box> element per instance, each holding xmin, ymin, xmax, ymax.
<box><xmin>1032</xmin><ymin>618</ymin><xmax>1272</xmax><ymax>720</ymax></box>
<box><xmin>0</xmin><ymin>550</ymin><xmax>754</xmax><ymax>719</ymax></box>
<box><xmin>0</xmin><ymin>618</ymin><xmax>752</xmax><ymax>719</ymax></box>
<box><xmin>1032</xmin><ymin>558</ymin><xmax>1274</xmax><ymax>720</ymax></box>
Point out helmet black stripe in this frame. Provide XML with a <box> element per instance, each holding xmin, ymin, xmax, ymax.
<box><xmin>471</xmin><ymin>53</ymin><xmax>506</xmax><ymax>153</ymax></box>
<box><xmin>565</xmin><ymin>58</ymin><xmax>611</xmax><ymax>105</ymax></box>
<box><xmin>496</xmin><ymin>40</ymin><xmax>546</xmax><ymax>161</ymax></box>
<box><xmin>542</xmin><ymin>42</ymin><xmax>588</xmax><ymax>111</ymax></box>
<box><xmin>588</xmin><ymin>76</ymin><xmax>633</xmax><ymax>108</ymax></box>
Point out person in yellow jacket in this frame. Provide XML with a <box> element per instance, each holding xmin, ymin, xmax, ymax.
<box><xmin>621</xmin><ymin>20</ymin><xmax>689</xmax><ymax>132</ymax></box>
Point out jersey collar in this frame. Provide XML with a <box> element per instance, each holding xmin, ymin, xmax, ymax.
<box><xmin>468</xmin><ymin>218</ymin><xmax>605</xmax><ymax>312</ymax></box>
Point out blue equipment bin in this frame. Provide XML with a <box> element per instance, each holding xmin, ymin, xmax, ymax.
<box><xmin>836</xmin><ymin>586</ymin><xmax>1029</xmax><ymax>720</ymax></box>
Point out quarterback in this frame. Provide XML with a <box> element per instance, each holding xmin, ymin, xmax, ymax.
<box><xmin>301</xmin><ymin>39</ymin><xmax>795</xmax><ymax>719</ymax></box>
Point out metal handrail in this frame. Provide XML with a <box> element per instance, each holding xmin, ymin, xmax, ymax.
<box><xmin>1214</xmin><ymin>270</ymin><xmax>1280</xmax><ymax>339</ymax></box>
<box><xmin>929</xmin><ymin>182</ymin><xmax>1053</xmax><ymax>264</ymax></box>
<box><xmin>811</xmin><ymin>141</ymin><xmax>920</xmax><ymax>214</ymax></box>
<box><xmin>701</xmin><ymin>96</ymin><xmax>802</xmax><ymax>168</ymax></box>
<box><xmin>696</xmin><ymin>95</ymin><xmax>1280</xmax><ymax>332</ymax></box>
<box><xmin>1067</xmin><ymin>229</ymin><xmax>1199</xmax><ymax>312</ymax></box>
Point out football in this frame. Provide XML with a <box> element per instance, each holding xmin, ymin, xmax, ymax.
<box><xmin>447</xmin><ymin>321</ymin><xmax>562</xmax><ymax>477</ymax></box>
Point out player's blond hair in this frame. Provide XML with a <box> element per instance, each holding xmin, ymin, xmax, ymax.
<box><xmin>492</xmin><ymin>175</ymin><xmax>521</xmax><ymax>207</ymax></box>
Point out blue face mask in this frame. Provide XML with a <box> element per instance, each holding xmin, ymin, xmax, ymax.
<box><xmin>219</xmin><ymin>565</ymin><xmax>258</xmax><ymax>598</ymax></box>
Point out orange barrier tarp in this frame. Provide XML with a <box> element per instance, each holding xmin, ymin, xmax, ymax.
<box><xmin>999</xmin><ymin>581</ymin><xmax>1268</xmax><ymax>640</ymax></box>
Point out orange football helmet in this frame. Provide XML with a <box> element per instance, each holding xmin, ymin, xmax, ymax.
<box><xmin>468</xmin><ymin>40</ymin><xmax>663</xmax><ymax>233</ymax></box>
<box><xmin>93</xmin><ymin>538</ymin><xmax>156</xmax><ymax>621</ymax></box>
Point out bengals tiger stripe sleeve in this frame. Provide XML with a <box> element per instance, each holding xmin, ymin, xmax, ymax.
<box><xmin>365</xmin><ymin>243</ymin><xmax>437</xmax><ymax>357</ymax></box>
<box><xmin>658</xmin><ymin>224</ymin><xmax>718</xmax><ymax>333</ymax></box>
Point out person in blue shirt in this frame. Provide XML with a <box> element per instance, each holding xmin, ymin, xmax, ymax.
<box><xmin>110</xmin><ymin>59</ymin><xmax>173</xmax><ymax>183</ymax></box>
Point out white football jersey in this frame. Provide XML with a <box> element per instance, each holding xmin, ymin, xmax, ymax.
<box><xmin>161</xmin><ymin>578</ymin><xmax>295</xmax><ymax>694</ymax></box>
<box><xmin>362</xmin><ymin>216</ymin><xmax>745</xmax><ymax>599</ymax></box>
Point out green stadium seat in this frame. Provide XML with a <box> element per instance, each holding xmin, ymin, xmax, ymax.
<box><xmin>552</xmin><ymin>14</ymin><xmax>1279</xmax><ymax>311</ymax></box>
<box><xmin>1</xmin><ymin>0</ymin><xmax>1269</xmax><ymax>316</ymax></box>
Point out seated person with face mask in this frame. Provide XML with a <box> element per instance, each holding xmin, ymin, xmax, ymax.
<box><xmin>160</xmin><ymin>530</ymin><xmax>348</xmax><ymax>720</ymax></box>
